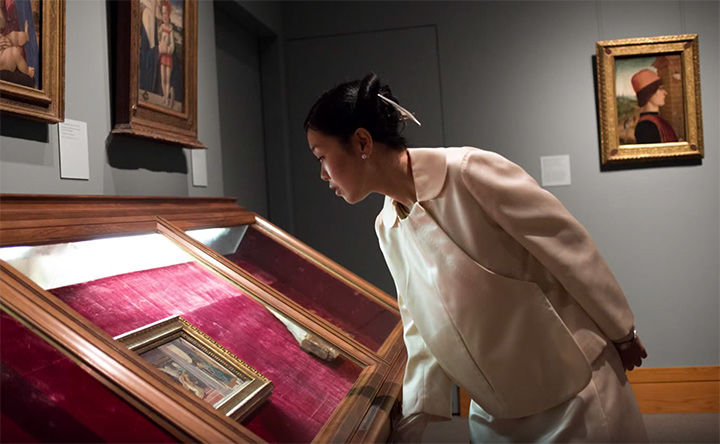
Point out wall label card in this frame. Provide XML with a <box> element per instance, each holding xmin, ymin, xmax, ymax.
<box><xmin>58</xmin><ymin>119</ymin><xmax>90</xmax><ymax>180</ymax></box>
<box><xmin>541</xmin><ymin>155</ymin><xmax>571</xmax><ymax>187</ymax></box>
<box><xmin>191</xmin><ymin>149</ymin><xmax>208</xmax><ymax>187</ymax></box>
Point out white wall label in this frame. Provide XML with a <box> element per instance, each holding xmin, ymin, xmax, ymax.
<box><xmin>58</xmin><ymin>119</ymin><xmax>90</xmax><ymax>180</ymax></box>
<box><xmin>541</xmin><ymin>155</ymin><xmax>571</xmax><ymax>187</ymax></box>
<box><xmin>191</xmin><ymin>149</ymin><xmax>208</xmax><ymax>187</ymax></box>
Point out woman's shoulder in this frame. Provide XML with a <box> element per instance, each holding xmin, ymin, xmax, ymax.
<box><xmin>437</xmin><ymin>146</ymin><xmax>512</xmax><ymax>172</ymax></box>
<box><xmin>407</xmin><ymin>146</ymin><xmax>517</xmax><ymax>183</ymax></box>
<box><xmin>408</xmin><ymin>146</ymin><xmax>490</xmax><ymax>164</ymax></box>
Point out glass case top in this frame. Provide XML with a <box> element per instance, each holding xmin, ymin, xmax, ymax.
<box><xmin>0</xmin><ymin>233</ymin><xmax>196</xmax><ymax>290</ymax></box>
<box><xmin>187</xmin><ymin>225</ymin><xmax>400</xmax><ymax>352</ymax></box>
<box><xmin>0</xmin><ymin>231</ymin><xmax>364</xmax><ymax>442</ymax></box>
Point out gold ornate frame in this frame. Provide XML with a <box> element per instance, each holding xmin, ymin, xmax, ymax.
<box><xmin>596</xmin><ymin>34</ymin><xmax>703</xmax><ymax>165</ymax></box>
<box><xmin>111</xmin><ymin>0</ymin><xmax>204</xmax><ymax>148</ymax></box>
<box><xmin>0</xmin><ymin>0</ymin><xmax>65</xmax><ymax>123</ymax></box>
<box><xmin>116</xmin><ymin>315</ymin><xmax>272</xmax><ymax>421</ymax></box>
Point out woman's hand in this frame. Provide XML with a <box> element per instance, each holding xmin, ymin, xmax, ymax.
<box><xmin>614</xmin><ymin>335</ymin><xmax>647</xmax><ymax>371</ymax></box>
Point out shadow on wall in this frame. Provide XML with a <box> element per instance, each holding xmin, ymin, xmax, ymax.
<box><xmin>0</xmin><ymin>115</ymin><xmax>51</xmax><ymax>166</ymax></box>
<box><xmin>0</xmin><ymin>114</ymin><xmax>49</xmax><ymax>143</ymax></box>
<box><xmin>106</xmin><ymin>134</ymin><xmax>188</xmax><ymax>173</ymax></box>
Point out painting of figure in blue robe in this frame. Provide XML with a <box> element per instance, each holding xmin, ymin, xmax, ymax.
<box><xmin>0</xmin><ymin>0</ymin><xmax>40</xmax><ymax>89</ymax></box>
<box><xmin>138</xmin><ymin>0</ymin><xmax>184</xmax><ymax>113</ymax></box>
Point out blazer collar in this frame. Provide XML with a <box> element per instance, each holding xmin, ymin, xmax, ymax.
<box><xmin>380</xmin><ymin>148</ymin><xmax>448</xmax><ymax>228</ymax></box>
<box><xmin>408</xmin><ymin>148</ymin><xmax>448</xmax><ymax>202</ymax></box>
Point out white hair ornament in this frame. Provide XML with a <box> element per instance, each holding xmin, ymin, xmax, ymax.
<box><xmin>377</xmin><ymin>94</ymin><xmax>422</xmax><ymax>127</ymax></box>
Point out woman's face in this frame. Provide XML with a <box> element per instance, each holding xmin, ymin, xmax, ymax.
<box><xmin>307</xmin><ymin>129</ymin><xmax>367</xmax><ymax>204</ymax></box>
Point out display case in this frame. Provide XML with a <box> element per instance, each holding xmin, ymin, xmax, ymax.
<box><xmin>0</xmin><ymin>194</ymin><xmax>405</xmax><ymax>443</ymax></box>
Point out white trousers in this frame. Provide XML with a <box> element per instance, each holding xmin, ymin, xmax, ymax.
<box><xmin>469</xmin><ymin>345</ymin><xmax>648</xmax><ymax>442</ymax></box>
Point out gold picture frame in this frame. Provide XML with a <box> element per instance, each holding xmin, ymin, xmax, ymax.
<box><xmin>0</xmin><ymin>0</ymin><xmax>65</xmax><ymax>123</ymax></box>
<box><xmin>116</xmin><ymin>316</ymin><xmax>272</xmax><ymax>421</ymax></box>
<box><xmin>596</xmin><ymin>34</ymin><xmax>703</xmax><ymax>165</ymax></box>
<box><xmin>111</xmin><ymin>0</ymin><xmax>204</xmax><ymax>148</ymax></box>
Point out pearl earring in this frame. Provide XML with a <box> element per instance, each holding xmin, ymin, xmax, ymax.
<box><xmin>361</xmin><ymin>153</ymin><xmax>368</xmax><ymax>160</ymax></box>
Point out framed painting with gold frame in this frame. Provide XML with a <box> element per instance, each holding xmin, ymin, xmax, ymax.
<box><xmin>116</xmin><ymin>315</ymin><xmax>272</xmax><ymax>421</ymax></box>
<box><xmin>111</xmin><ymin>0</ymin><xmax>204</xmax><ymax>148</ymax></box>
<box><xmin>0</xmin><ymin>0</ymin><xmax>65</xmax><ymax>123</ymax></box>
<box><xmin>596</xmin><ymin>34</ymin><xmax>703</xmax><ymax>165</ymax></box>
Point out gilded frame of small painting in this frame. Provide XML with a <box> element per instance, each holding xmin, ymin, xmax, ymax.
<box><xmin>111</xmin><ymin>0</ymin><xmax>204</xmax><ymax>148</ymax></box>
<box><xmin>596</xmin><ymin>34</ymin><xmax>703</xmax><ymax>165</ymax></box>
<box><xmin>115</xmin><ymin>316</ymin><xmax>272</xmax><ymax>421</ymax></box>
<box><xmin>0</xmin><ymin>0</ymin><xmax>65</xmax><ymax>123</ymax></box>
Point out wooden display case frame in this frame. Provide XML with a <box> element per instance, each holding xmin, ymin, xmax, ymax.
<box><xmin>0</xmin><ymin>194</ymin><xmax>405</xmax><ymax>443</ymax></box>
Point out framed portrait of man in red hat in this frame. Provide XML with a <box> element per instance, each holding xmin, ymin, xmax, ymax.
<box><xmin>596</xmin><ymin>34</ymin><xmax>703</xmax><ymax>165</ymax></box>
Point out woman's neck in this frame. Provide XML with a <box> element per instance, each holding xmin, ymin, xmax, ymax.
<box><xmin>372</xmin><ymin>147</ymin><xmax>416</xmax><ymax>208</ymax></box>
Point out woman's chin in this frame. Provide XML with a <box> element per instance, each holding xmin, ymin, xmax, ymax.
<box><xmin>335</xmin><ymin>189</ymin><xmax>355</xmax><ymax>204</ymax></box>
<box><xmin>341</xmin><ymin>192</ymin><xmax>370</xmax><ymax>205</ymax></box>
<box><xmin>341</xmin><ymin>195</ymin><xmax>358</xmax><ymax>204</ymax></box>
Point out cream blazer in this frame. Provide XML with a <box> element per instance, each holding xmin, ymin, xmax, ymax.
<box><xmin>375</xmin><ymin>147</ymin><xmax>634</xmax><ymax>420</ymax></box>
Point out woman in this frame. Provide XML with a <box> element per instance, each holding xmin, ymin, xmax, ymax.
<box><xmin>305</xmin><ymin>73</ymin><xmax>648</xmax><ymax>442</ymax></box>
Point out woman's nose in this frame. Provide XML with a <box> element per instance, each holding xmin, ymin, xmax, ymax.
<box><xmin>320</xmin><ymin>164</ymin><xmax>329</xmax><ymax>181</ymax></box>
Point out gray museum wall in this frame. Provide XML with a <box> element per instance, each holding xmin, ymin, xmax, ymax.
<box><xmin>281</xmin><ymin>1</ymin><xmax>719</xmax><ymax>368</ymax></box>
<box><xmin>233</xmin><ymin>0</ymin><xmax>295</xmax><ymax>229</ymax></box>
<box><xmin>0</xmin><ymin>1</ymin><xmax>716</xmax><ymax>369</ymax></box>
<box><xmin>215</xmin><ymin>1</ymin><xmax>267</xmax><ymax>215</ymax></box>
<box><xmin>0</xmin><ymin>0</ymin><xmax>270</xmax><ymax>214</ymax></box>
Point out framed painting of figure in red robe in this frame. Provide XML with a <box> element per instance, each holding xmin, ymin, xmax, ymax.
<box><xmin>0</xmin><ymin>0</ymin><xmax>64</xmax><ymax>123</ymax></box>
<box><xmin>596</xmin><ymin>34</ymin><xmax>703</xmax><ymax>165</ymax></box>
<box><xmin>111</xmin><ymin>0</ymin><xmax>204</xmax><ymax>148</ymax></box>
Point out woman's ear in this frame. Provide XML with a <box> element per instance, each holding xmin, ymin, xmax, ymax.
<box><xmin>353</xmin><ymin>128</ymin><xmax>374</xmax><ymax>157</ymax></box>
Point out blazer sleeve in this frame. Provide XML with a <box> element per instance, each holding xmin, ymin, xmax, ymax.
<box><xmin>460</xmin><ymin>149</ymin><xmax>634</xmax><ymax>341</ymax></box>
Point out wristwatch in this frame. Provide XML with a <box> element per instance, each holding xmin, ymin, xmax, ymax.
<box><xmin>613</xmin><ymin>327</ymin><xmax>637</xmax><ymax>351</ymax></box>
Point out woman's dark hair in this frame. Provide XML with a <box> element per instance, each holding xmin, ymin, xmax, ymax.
<box><xmin>304</xmin><ymin>73</ymin><xmax>408</xmax><ymax>150</ymax></box>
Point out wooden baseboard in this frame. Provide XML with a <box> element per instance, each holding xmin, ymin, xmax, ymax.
<box><xmin>458</xmin><ymin>366</ymin><xmax>719</xmax><ymax>416</ymax></box>
<box><xmin>627</xmin><ymin>366</ymin><xmax>719</xmax><ymax>414</ymax></box>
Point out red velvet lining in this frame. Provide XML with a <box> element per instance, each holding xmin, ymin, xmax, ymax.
<box><xmin>226</xmin><ymin>227</ymin><xmax>399</xmax><ymax>351</ymax></box>
<box><xmin>48</xmin><ymin>262</ymin><xmax>362</xmax><ymax>442</ymax></box>
<box><xmin>1</xmin><ymin>414</ymin><xmax>36</xmax><ymax>443</ymax></box>
<box><xmin>184</xmin><ymin>298</ymin><xmax>362</xmax><ymax>443</ymax></box>
<box><xmin>0</xmin><ymin>312</ymin><xmax>177</xmax><ymax>443</ymax></box>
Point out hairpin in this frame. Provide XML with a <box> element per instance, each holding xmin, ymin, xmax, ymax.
<box><xmin>377</xmin><ymin>94</ymin><xmax>422</xmax><ymax>126</ymax></box>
